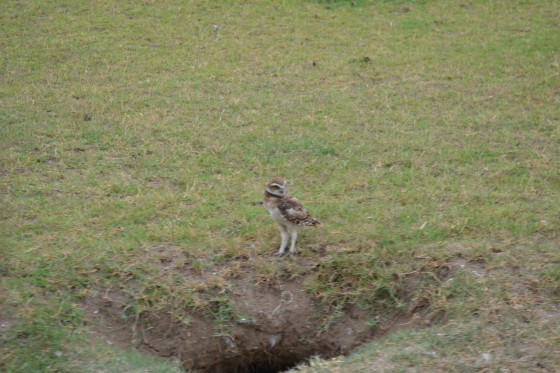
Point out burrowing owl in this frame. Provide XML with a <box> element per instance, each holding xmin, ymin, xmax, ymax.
<box><xmin>264</xmin><ymin>177</ymin><xmax>320</xmax><ymax>255</ymax></box>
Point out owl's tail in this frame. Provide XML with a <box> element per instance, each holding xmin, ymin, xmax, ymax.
<box><xmin>300</xmin><ymin>216</ymin><xmax>320</xmax><ymax>226</ymax></box>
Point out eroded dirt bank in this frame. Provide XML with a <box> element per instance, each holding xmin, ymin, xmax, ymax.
<box><xmin>84</xmin><ymin>256</ymin><xmax>454</xmax><ymax>373</ymax></box>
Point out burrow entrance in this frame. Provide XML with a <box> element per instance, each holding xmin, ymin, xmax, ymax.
<box><xmin>84</xmin><ymin>256</ymin><xmax>454</xmax><ymax>373</ymax></box>
<box><xmin>206</xmin><ymin>351</ymin><xmax>305</xmax><ymax>373</ymax></box>
<box><xmin>130</xmin><ymin>281</ymin><xmax>383</xmax><ymax>373</ymax></box>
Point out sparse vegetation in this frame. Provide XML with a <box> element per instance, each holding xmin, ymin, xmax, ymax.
<box><xmin>1</xmin><ymin>0</ymin><xmax>559</xmax><ymax>372</ymax></box>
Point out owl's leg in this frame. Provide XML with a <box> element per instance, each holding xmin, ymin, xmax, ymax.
<box><xmin>289</xmin><ymin>229</ymin><xmax>298</xmax><ymax>254</ymax></box>
<box><xmin>277</xmin><ymin>225</ymin><xmax>289</xmax><ymax>256</ymax></box>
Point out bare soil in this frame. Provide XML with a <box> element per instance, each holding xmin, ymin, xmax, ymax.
<box><xmin>83</xmin><ymin>254</ymin><xmax>456</xmax><ymax>373</ymax></box>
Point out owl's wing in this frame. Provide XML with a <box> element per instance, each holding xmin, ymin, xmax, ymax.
<box><xmin>279</xmin><ymin>196</ymin><xmax>320</xmax><ymax>226</ymax></box>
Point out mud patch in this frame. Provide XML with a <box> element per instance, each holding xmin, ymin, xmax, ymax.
<box><xmin>83</xmin><ymin>288</ymin><xmax>137</xmax><ymax>350</ymax></box>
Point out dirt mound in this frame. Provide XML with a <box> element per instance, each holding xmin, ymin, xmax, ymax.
<box><xmin>83</xmin><ymin>255</ymin><xmax>454</xmax><ymax>373</ymax></box>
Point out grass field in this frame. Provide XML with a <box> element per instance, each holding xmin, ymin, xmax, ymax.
<box><xmin>1</xmin><ymin>0</ymin><xmax>559</xmax><ymax>372</ymax></box>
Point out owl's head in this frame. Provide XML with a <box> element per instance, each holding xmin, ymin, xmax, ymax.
<box><xmin>265</xmin><ymin>177</ymin><xmax>288</xmax><ymax>197</ymax></box>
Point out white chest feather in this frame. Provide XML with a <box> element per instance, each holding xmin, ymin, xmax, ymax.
<box><xmin>266</xmin><ymin>206</ymin><xmax>286</xmax><ymax>223</ymax></box>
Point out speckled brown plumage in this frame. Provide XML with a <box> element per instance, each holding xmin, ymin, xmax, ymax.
<box><xmin>264</xmin><ymin>177</ymin><xmax>319</xmax><ymax>255</ymax></box>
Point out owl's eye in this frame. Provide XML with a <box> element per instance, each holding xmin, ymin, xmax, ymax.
<box><xmin>271</xmin><ymin>185</ymin><xmax>280</xmax><ymax>190</ymax></box>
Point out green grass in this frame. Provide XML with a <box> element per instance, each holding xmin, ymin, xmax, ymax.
<box><xmin>1</xmin><ymin>0</ymin><xmax>559</xmax><ymax>371</ymax></box>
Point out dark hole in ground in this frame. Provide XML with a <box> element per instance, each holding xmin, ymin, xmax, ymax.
<box><xmin>205</xmin><ymin>352</ymin><xmax>304</xmax><ymax>373</ymax></box>
<box><xmin>84</xmin><ymin>256</ymin><xmax>456</xmax><ymax>373</ymax></box>
<box><xmin>245</xmin><ymin>358</ymin><xmax>299</xmax><ymax>373</ymax></box>
<box><xmin>245</xmin><ymin>362</ymin><xmax>297</xmax><ymax>373</ymax></box>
